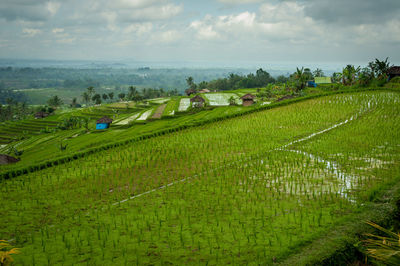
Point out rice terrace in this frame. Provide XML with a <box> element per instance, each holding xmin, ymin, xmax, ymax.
<box><xmin>1</xmin><ymin>0</ymin><xmax>400</xmax><ymax>264</ymax></box>
<box><xmin>1</xmin><ymin>80</ymin><xmax>400</xmax><ymax>264</ymax></box>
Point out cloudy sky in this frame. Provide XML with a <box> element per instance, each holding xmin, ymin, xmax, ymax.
<box><xmin>0</xmin><ymin>0</ymin><xmax>399</xmax><ymax>65</ymax></box>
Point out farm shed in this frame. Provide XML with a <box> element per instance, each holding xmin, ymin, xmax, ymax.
<box><xmin>387</xmin><ymin>66</ymin><xmax>400</xmax><ymax>80</ymax></box>
<box><xmin>307</xmin><ymin>81</ymin><xmax>317</xmax><ymax>87</ymax></box>
<box><xmin>199</xmin><ymin>89</ymin><xmax>210</xmax><ymax>93</ymax></box>
<box><xmin>34</xmin><ymin>111</ymin><xmax>49</xmax><ymax>119</ymax></box>
<box><xmin>240</xmin><ymin>93</ymin><xmax>256</xmax><ymax>106</ymax></box>
<box><xmin>190</xmin><ymin>95</ymin><xmax>205</xmax><ymax>108</ymax></box>
<box><xmin>315</xmin><ymin>77</ymin><xmax>332</xmax><ymax>84</ymax></box>
<box><xmin>0</xmin><ymin>154</ymin><xmax>20</xmax><ymax>165</ymax></box>
<box><xmin>96</xmin><ymin>116</ymin><xmax>113</xmax><ymax>130</ymax></box>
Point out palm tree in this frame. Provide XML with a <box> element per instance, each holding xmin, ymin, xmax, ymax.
<box><xmin>108</xmin><ymin>92</ymin><xmax>114</xmax><ymax>101</ymax></box>
<box><xmin>71</xmin><ymin>97</ymin><xmax>77</xmax><ymax>107</ymax></box>
<box><xmin>81</xmin><ymin>92</ymin><xmax>90</xmax><ymax>106</ymax></box>
<box><xmin>186</xmin><ymin>76</ymin><xmax>197</xmax><ymax>91</ymax></box>
<box><xmin>92</xmin><ymin>94</ymin><xmax>101</xmax><ymax>105</ymax></box>
<box><xmin>118</xmin><ymin>93</ymin><xmax>125</xmax><ymax>101</ymax></box>
<box><xmin>368</xmin><ymin>57</ymin><xmax>391</xmax><ymax>79</ymax></box>
<box><xmin>294</xmin><ymin>67</ymin><xmax>307</xmax><ymax>91</ymax></box>
<box><xmin>128</xmin><ymin>86</ymin><xmax>138</xmax><ymax>100</ymax></box>
<box><xmin>313</xmin><ymin>68</ymin><xmax>324</xmax><ymax>77</ymax></box>
<box><xmin>86</xmin><ymin>86</ymin><xmax>95</xmax><ymax>100</ymax></box>
<box><xmin>342</xmin><ymin>65</ymin><xmax>360</xmax><ymax>85</ymax></box>
<box><xmin>332</xmin><ymin>72</ymin><xmax>342</xmax><ymax>83</ymax></box>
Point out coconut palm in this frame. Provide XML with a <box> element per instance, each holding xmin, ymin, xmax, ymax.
<box><xmin>342</xmin><ymin>65</ymin><xmax>360</xmax><ymax>85</ymax></box>
<box><xmin>86</xmin><ymin>86</ymin><xmax>95</xmax><ymax>98</ymax></box>
<box><xmin>81</xmin><ymin>92</ymin><xmax>90</xmax><ymax>105</ymax></box>
<box><xmin>108</xmin><ymin>92</ymin><xmax>114</xmax><ymax>101</ymax></box>
<box><xmin>313</xmin><ymin>68</ymin><xmax>324</xmax><ymax>77</ymax></box>
<box><xmin>186</xmin><ymin>76</ymin><xmax>197</xmax><ymax>91</ymax></box>
<box><xmin>294</xmin><ymin>67</ymin><xmax>307</xmax><ymax>91</ymax></box>
<box><xmin>332</xmin><ymin>72</ymin><xmax>342</xmax><ymax>83</ymax></box>
<box><xmin>368</xmin><ymin>57</ymin><xmax>391</xmax><ymax>79</ymax></box>
<box><xmin>71</xmin><ymin>97</ymin><xmax>77</xmax><ymax>107</ymax></box>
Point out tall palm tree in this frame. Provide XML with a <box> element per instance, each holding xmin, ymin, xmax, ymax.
<box><xmin>108</xmin><ymin>92</ymin><xmax>114</xmax><ymax>101</ymax></box>
<box><xmin>71</xmin><ymin>97</ymin><xmax>77</xmax><ymax>107</ymax></box>
<box><xmin>294</xmin><ymin>67</ymin><xmax>307</xmax><ymax>91</ymax></box>
<box><xmin>368</xmin><ymin>57</ymin><xmax>391</xmax><ymax>79</ymax></box>
<box><xmin>332</xmin><ymin>72</ymin><xmax>342</xmax><ymax>83</ymax></box>
<box><xmin>342</xmin><ymin>65</ymin><xmax>360</xmax><ymax>85</ymax></box>
<box><xmin>86</xmin><ymin>86</ymin><xmax>95</xmax><ymax>99</ymax></box>
<box><xmin>313</xmin><ymin>68</ymin><xmax>324</xmax><ymax>77</ymax></box>
<box><xmin>186</xmin><ymin>76</ymin><xmax>197</xmax><ymax>91</ymax></box>
<box><xmin>82</xmin><ymin>92</ymin><xmax>90</xmax><ymax>105</ymax></box>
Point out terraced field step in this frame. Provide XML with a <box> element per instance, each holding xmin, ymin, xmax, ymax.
<box><xmin>0</xmin><ymin>137</ymin><xmax>13</xmax><ymax>144</ymax></box>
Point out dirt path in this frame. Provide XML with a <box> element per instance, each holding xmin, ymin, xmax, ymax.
<box><xmin>151</xmin><ymin>104</ymin><xmax>167</xmax><ymax>119</ymax></box>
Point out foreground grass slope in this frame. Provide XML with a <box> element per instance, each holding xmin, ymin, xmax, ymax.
<box><xmin>1</xmin><ymin>91</ymin><xmax>399</xmax><ymax>265</ymax></box>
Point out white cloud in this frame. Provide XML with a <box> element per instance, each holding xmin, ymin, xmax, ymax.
<box><xmin>52</xmin><ymin>28</ymin><xmax>64</xmax><ymax>34</ymax></box>
<box><xmin>157</xmin><ymin>30</ymin><xmax>183</xmax><ymax>43</ymax></box>
<box><xmin>190</xmin><ymin>19</ymin><xmax>220</xmax><ymax>40</ymax></box>
<box><xmin>22</xmin><ymin>28</ymin><xmax>41</xmax><ymax>37</ymax></box>
<box><xmin>56</xmin><ymin>37</ymin><xmax>76</xmax><ymax>44</ymax></box>
<box><xmin>259</xmin><ymin>2</ymin><xmax>304</xmax><ymax>22</ymax></box>
<box><xmin>123</xmin><ymin>23</ymin><xmax>153</xmax><ymax>35</ymax></box>
<box><xmin>46</xmin><ymin>2</ymin><xmax>61</xmax><ymax>16</ymax></box>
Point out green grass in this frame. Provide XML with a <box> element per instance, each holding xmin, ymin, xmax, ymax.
<box><xmin>1</xmin><ymin>91</ymin><xmax>399</xmax><ymax>264</ymax></box>
<box><xmin>162</xmin><ymin>97</ymin><xmax>180</xmax><ymax>117</ymax></box>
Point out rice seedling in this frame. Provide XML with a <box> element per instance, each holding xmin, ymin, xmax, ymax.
<box><xmin>0</xmin><ymin>91</ymin><xmax>398</xmax><ymax>264</ymax></box>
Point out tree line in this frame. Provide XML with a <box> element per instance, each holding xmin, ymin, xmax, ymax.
<box><xmin>184</xmin><ymin>58</ymin><xmax>394</xmax><ymax>95</ymax></box>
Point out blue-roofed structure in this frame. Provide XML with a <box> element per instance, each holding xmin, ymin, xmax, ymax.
<box><xmin>96</xmin><ymin>116</ymin><xmax>113</xmax><ymax>130</ymax></box>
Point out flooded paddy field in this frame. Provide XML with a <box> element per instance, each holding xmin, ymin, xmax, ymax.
<box><xmin>1</xmin><ymin>91</ymin><xmax>399</xmax><ymax>265</ymax></box>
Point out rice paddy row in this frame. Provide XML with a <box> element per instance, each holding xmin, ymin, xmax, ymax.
<box><xmin>1</xmin><ymin>91</ymin><xmax>399</xmax><ymax>264</ymax></box>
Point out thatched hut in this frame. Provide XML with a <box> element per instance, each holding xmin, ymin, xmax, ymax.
<box><xmin>0</xmin><ymin>154</ymin><xmax>20</xmax><ymax>165</ymax></box>
<box><xmin>34</xmin><ymin>111</ymin><xmax>49</xmax><ymax>119</ymax></box>
<box><xmin>240</xmin><ymin>93</ymin><xmax>256</xmax><ymax>106</ymax></box>
<box><xmin>96</xmin><ymin>116</ymin><xmax>113</xmax><ymax>130</ymax></box>
<box><xmin>387</xmin><ymin>66</ymin><xmax>400</xmax><ymax>80</ymax></box>
<box><xmin>190</xmin><ymin>95</ymin><xmax>205</xmax><ymax>108</ymax></box>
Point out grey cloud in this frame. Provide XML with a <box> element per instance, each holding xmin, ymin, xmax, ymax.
<box><xmin>300</xmin><ymin>0</ymin><xmax>400</xmax><ymax>25</ymax></box>
<box><xmin>0</xmin><ymin>0</ymin><xmax>55</xmax><ymax>21</ymax></box>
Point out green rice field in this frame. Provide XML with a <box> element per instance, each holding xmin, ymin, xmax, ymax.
<box><xmin>1</xmin><ymin>91</ymin><xmax>399</xmax><ymax>265</ymax></box>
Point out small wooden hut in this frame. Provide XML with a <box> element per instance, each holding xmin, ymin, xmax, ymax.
<box><xmin>190</xmin><ymin>95</ymin><xmax>205</xmax><ymax>108</ymax></box>
<box><xmin>0</xmin><ymin>154</ymin><xmax>20</xmax><ymax>165</ymax></box>
<box><xmin>199</xmin><ymin>89</ymin><xmax>210</xmax><ymax>93</ymax></box>
<box><xmin>34</xmin><ymin>111</ymin><xmax>49</xmax><ymax>119</ymax></box>
<box><xmin>240</xmin><ymin>93</ymin><xmax>256</xmax><ymax>106</ymax></box>
<box><xmin>96</xmin><ymin>116</ymin><xmax>113</xmax><ymax>130</ymax></box>
<box><xmin>387</xmin><ymin>66</ymin><xmax>400</xmax><ymax>80</ymax></box>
